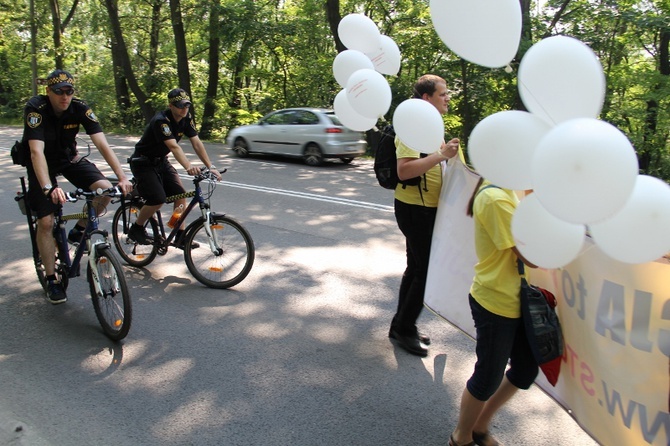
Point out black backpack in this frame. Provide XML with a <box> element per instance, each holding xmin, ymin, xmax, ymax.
<box><xmin>374</xmin><ymin>125</ymin><xmax>423</xmax><ymax>190</ymax></box>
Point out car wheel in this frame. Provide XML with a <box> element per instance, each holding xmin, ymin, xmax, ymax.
<box><xmin>233</xmin><ymin>138</ymin><xmax>249</xmax><ymax>158</ymax></box>
<box><xmin>304</xmin><ymin>144</ymin><xmax>323</xmax><ymax>166</ymax></box>
<box><xmin>341</xmin><ymin>157</ymin><xmax>353</xmax><ymax>164</ymax></box>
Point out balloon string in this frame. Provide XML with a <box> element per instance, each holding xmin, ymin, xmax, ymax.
<box><xmin>516</xmin><ymin>78</ymin><xmax>558</xmax><ymax>126</ymax></box>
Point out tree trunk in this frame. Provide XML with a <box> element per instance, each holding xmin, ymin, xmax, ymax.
<box><xmin>169</xmin><ymin>0</ymin><xmax>193</xmax><ymax>112</ymax></box>
<box><xmin>102</xmin><ymin>0</ymin><xmax>153</xmax><ymax>121</ymax></box>
<box><xmin>513</xmin><ymin>0</ymin><xmax>533</xmax><ymax>111</ymax></box>
<box><xmin>325</xmin><ymin>0</ymin><xmax>346</xmax><ymax>53</ymax></box>
<box><xmin>48</xmin><ymin>0</ymin><xmax>63</xmax><ymax>68</ymax></box>
<box><xmin>200</xmin><ymin>0</ymin><xmax>221</xmax><ymax>140</ymax></box>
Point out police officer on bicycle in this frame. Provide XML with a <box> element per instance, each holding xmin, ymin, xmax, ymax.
<box><xmin>22</xmin><ymin>69</ymin><xmax>133</xmax><ymax>304</ymax></box>
<box><xmin>127</xmin><ymin>88</ymin><xmax>222</xmax><ymax>248</ymax></box>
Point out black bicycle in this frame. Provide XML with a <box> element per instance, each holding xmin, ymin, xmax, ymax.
<box><xmin>15</xmin><ymin>177</ymin><xmax>132</xmax><ymax>341</ymax></box>
<box><xmin>111</xmin><ymin>169</ymin><xmax>255</xmax><ymax>289</ymax></box>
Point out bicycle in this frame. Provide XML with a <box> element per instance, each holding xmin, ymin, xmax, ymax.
<box><xmin>111</xmin><ymin>168</ymin><xmax>255</xmax><ymax>289</ymax></box>
<box><xmin>15</xmin><ymin>177</ymin><xmax>132</xmax><ymax>341</ymax></box>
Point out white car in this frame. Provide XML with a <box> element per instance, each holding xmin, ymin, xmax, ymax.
<box><xmin>226</xmin><ymin>108</ymin><xmax>368</xmax><ymax>166</ymax></box>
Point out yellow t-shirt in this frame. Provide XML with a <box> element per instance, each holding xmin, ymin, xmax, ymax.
<box><xmin>469</xmin><ymin>184</ymin><xmax>522</xmax><ymax>318</ymax></box>
<box><xmin>393</xmin><ymin>137</ymin><xmax>442</xmax><ymax>207</ymax></box>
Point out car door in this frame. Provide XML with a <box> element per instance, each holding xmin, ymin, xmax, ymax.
<box><xmin>285</xmin><ymin>110</ymin><xmax>321</xmax><ymax>156</ymax></box>
<box><xmin>255</xmin><ymin>110</ymin><xmax>296</xmax><ymax>155</ymax></box>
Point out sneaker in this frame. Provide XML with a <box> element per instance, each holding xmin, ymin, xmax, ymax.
<box><xmin>68</xmin><ymin>226</ymin><xmax>84</xmax><ymax>244</ymax></box>
<box><xmin>172</xmin><ymin>238</ymin><xmax>200</xmax><ymax>250</ymax></box>
<box><xmin>47</xmin><ymin>280</ymin><xmax>67</xmax><ymax>305</ymax></box>
<box><xmin>128</xmin><ymin>224</ymin><xmax>154</xmax><ymax>245</ymax></box>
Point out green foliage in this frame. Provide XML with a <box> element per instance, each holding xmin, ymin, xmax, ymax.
<box><xmin>0</xmin><ymin>0</ymin><xmax>668</xmax><ymax>182</ymax></box>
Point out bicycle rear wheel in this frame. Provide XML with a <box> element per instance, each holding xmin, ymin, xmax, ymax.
<box><xmin>111</xmin><ymin>202</ymin><xmax>159</xmax><ymax>267</ymax></box>
<box><xmin>183</xmin><ymin>216</ymin><xmax>255</xmax><ymax>289</ymax></box>
<box><xmin>88</xmin><ymin>246</ymin><xmax>132</xmax><ymax>341</ymax></box>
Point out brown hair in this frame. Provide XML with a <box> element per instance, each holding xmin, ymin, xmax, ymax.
<box><xmin>412</xmin><ymin>74</ymin><xmax>447</xmax><ymax>99</ymax></box>
<box><xmin>467</xmin><ymin>177</ymin><xmax>485</xmax><ymax>217</ymax></box>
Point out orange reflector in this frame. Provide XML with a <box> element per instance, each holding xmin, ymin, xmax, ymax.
<box><xmin>99</xmin><ymin>258</ymin><xmax>108</xmax><ymax>264</ymax></box>
<box><xmin>208</xmin><ymin>267</ymin><xmax>223</xmax><ymax>272</ymax></box>
<box><xmin>211</xmin><ymin>224</ymin><xmax>223</xmax><ymax>229</ymax></box>
<box><xmin>131</xmin><ymin>209</ymin><xmax>138</xmax><ymax>214</ymax></box>
<box><xmin>114</xmin><ymin>319</ymin><xmax>122</xmax><ymax>327</ymax></box>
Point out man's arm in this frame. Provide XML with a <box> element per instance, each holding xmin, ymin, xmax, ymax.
<box><xmin>397</xmin><ymin>137</ymin><xmax>460</xmax><ymax>180</ymax></box>
<box><xmin>29</xmin><ymin>139</ymin><xmax>66</xmax><ymax>204</ymax></box>
<box><xmin>89</xmin><ymin>132</ymin><xmax>132</xmax><ymax>195</ymax></box>
<box><xmin>189</xmin><ymin>135</ymin><xmax>222</xmax><ymax>180</ymax></box>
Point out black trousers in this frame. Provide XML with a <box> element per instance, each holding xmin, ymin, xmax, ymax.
<box><xmin>391</xmin><ymin>199</ymin><xmax>437</xmax><ymax>336</ymax></box>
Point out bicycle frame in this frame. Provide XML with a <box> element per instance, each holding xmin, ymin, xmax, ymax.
<box><xmin>120</xmin><ymin>172</ymin><xmax>222</xmax><ymax>255</ymax></box>
<box><xmin>59</xmin><ymin>194</ymin><xmax>115</xmax><ymax>299</ymax></box>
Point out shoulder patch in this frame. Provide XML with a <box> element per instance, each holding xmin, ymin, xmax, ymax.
<box><xmin>85</xmin><ymin>109</ymin><xmax>98</xmax><ymax>123</ymax></box>
<box><xmin>27</xmin><ymin>112</ymin><xmax>42</xmax><ymax>128</ymax></box>
<box><xmin>161</xmin><ymin>123</ymin><xmax>172</xmax><ymax>137</ymax></box>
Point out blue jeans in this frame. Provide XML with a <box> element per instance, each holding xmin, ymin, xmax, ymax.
<box><xmin>466</xmin><ymin>295</ymin><xmax>539</xmax><ymax>401</ymax></box>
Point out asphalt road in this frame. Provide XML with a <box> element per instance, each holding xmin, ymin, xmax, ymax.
<box><xmin>0</xmin><ymin>125</ymin><xmax>599</xmax><ymax>445</ymax></box>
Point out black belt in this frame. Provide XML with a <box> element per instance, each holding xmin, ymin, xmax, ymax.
<box><xmin>128</xmin><ymin>155</ymin><xmax>166</xmax><ymax>165</ymax></box>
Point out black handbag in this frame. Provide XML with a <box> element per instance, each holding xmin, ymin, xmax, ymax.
<box><xmin>518</xmin><ymin>260</ymin><xmax>564</xmax><ymax>366</ymax></box>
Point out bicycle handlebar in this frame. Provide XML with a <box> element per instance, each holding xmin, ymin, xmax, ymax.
<box><xmin>194</xmin><ymin>167</ymin><xmax>227</xmax><ymax>183</ymax></box>
<box><xmin>65</xmin><ymin>186</ymin><xmax>123</xmax><ymax>202</ymax></box>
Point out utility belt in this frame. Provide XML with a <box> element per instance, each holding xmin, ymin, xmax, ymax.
<box><xmin>128</xmin><ymin>154</ymin><xmax>167</xmax><ymax>166</ymax></box>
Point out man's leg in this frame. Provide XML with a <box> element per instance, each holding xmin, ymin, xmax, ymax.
<box><xmin>36</xmin><ymin>214</ymin><xmax>56</xmax><ymax>276</ymax></box>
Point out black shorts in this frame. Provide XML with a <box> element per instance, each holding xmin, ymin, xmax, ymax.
<box><xmin>129</xmin><ymin>156</ymin><xmax>185</xmax><ymax>206</ymax></box>
<box><xmin>27</xmin><ymin>158</ymin><xmax>107</xmax><ymax>219</ymax></box>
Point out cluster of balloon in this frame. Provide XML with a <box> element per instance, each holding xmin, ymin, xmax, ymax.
<box><xmin>430</xmin><ymin>0</ymin><xmax>670</xmax><ymax>266</ymax></box>
<box><xmin>332</xmin><ymin>14</ymin><xmax>400</xmax><ymax>132</ymax></box>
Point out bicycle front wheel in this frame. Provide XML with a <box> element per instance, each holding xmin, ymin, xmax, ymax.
<box><xmin>112</xmin><ymin>202</ymin><xmax>159</xmax><ymax>267</ymax></box>
<box><xmin>183</xmin><ymin>216</ymin><xmax>255</xmax><ymax>289</ymax></box>
<box><xmin>88</xmin><ymin>246</ymin><xmax>132</xmax><ymax>341</ymax></box>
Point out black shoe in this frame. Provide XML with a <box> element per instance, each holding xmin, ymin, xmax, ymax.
<box><xmin>171</xmin><ymin>238</ymin><xmax>200</xmax><ymax>250</ymax></box>
<box><xmin>128</xmin><ymin>224</ymin><xmax>154</xmax><ymax>245</ymax></box>
<box><xmin>47</xmin><ymin>280</ymin><xmax>67</xmax><ymax>305</ymax></box>
<box><xmin>68</xmin><ymin>226</ymin><xmax>84</xmax><ymax>244</ymax></box>
<box><xmin>389</xmin><ymin>329</ymin><xmax>431</xmax><ymax>346</ymax></box>
<box><xmin>390</xmin><ymin>330</ymin><xmax>428</xmax><ymax>357</ymax></box>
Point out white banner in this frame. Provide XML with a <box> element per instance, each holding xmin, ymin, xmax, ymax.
<box><xmin>425</xmin><ymin>159</ymin><xmax>670</xmax><ymax>446</ymax></box>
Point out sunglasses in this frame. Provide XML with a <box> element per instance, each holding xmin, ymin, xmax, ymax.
<box><xmin>173</xmin><ymin>102</ymin><xmax>191</xmax><ymax>109</ymax></box>
<box><xmin>51</xmin><ymin>87</ymin><xmax>75</xmax><ymax>96</ymax></box>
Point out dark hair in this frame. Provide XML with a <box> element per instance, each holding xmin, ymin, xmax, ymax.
<box><xmin>467</xmin><ymin>177</ymin><xmax>485</xmax><ymax>217</ymax></box>
<box><xmin>412</xmin><ymin>74</ymin><xmax>446</xmax><ymax>99</ymax></box>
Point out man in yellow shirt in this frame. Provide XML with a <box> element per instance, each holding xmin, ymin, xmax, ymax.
<box><xmin>389</xmin><ymin>74</ymin><xmax>460</xmax><ymax>356</ymax></box>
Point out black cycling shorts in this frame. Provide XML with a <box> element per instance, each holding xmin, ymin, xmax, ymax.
<box><xmin>27</xmin><ymin>158</ymin><xmax>107</xmax><ymax>219</ymax></box>
<box><xmin>129</xmin><ymin>156</ymin><xmax>186</xmax><ymax>206</ymax></box>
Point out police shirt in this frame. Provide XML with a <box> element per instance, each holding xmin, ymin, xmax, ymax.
<box><xmin>134</xmin><ymin>109</ymin><xmax>198</xmax><ymax>158</ymax></box>
<box><xmin>22</xmin><ymin>95</ymin><xmax>103</xmax><ymax>167</ymax></box>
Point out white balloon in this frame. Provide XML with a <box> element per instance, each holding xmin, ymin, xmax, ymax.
<box><xmin>518</xmin><ymin>36</ymin><xmax>606</xmax><ymax>126</ymax></box>
<box><xmin>333</xmin><ymin>50</ymin><xmax>374</xmax><ymax>88</ymax></box>
<box><xmin>429</xmin><ymin>0</ymin><xmax>522</xmax><ymax>68</ymax></box>
<box><xmin>590</xmin><ymin>175</ymin><xmax>670</xmax><ymax>264</ymax></box>
<box><xmin>512</xmin><ymin>194</ymin><xmax>586</xmax><ymax>269</ymax></box>
<box><xmin>338</xmin><ymin>13</ymin><xmax>381</xmax><ymax>54</ymax></box>
<box><xmin>468</xmin><ymin>111</ymin><xmax>551</xmax><ymax>190</ymax></box>
<box><xmin>365</xmin><ymin>35</ymin><xmax>401</xmax><ymax>75</ymax></box>
<box><xmin>333</xmin><ymin>89</ymin><xmax>378</xmax><ymax>132</ymax></box>
<box><xmin>345</xmin><ymin>68</ymin><xmax>392</xmax><ymax>119</ymax></box>
<box><xmin>392</xmin><ymin>99</ymin><xmax>444</xmax><ymax>153</ymax></box>
<box><xmin>531</xmin><ymin>118</ymin><xmax>639</xmax><ymax>224</ymax></box>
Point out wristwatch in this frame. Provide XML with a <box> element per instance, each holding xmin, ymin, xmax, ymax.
<box><xmin>42</xmin><ymin>183</ymin><xmax>53</xmax><ymax>195</ymax></box>
<box><xmin>209</xmin><ymin>165</ymin><xmax>216</xmax><ymax>170</ymax></box>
